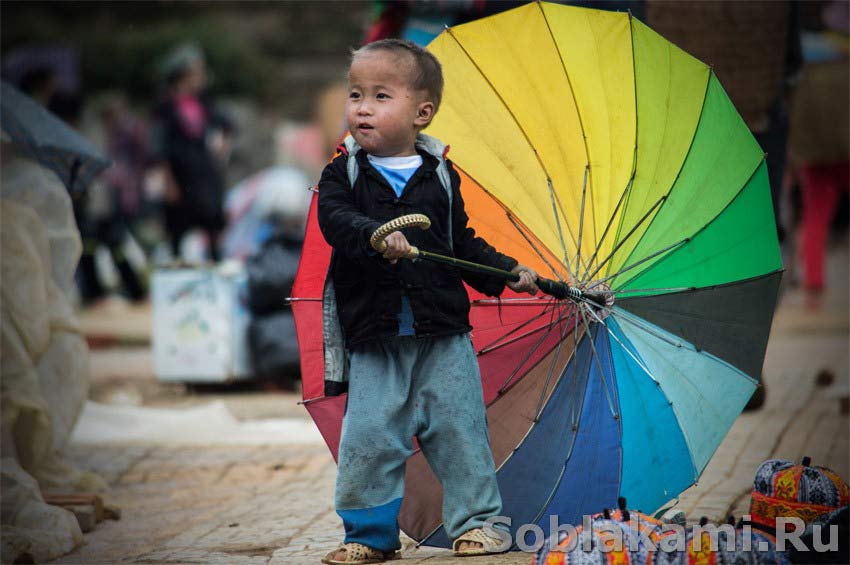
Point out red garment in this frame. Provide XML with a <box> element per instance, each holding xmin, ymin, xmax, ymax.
<box><xmin>363</xmin><ymin>2</ymin><xmax>409</xmax><ymax>44</ymax></box>
<box><xmin>799</xmin><ymin>161</ymin><xmax>849</xmax><ymax>290</ymax></box>
<box><xmin>175</xmin><ymin>94</ymin><xmax>206</xmax><ymax>139</ymax></box>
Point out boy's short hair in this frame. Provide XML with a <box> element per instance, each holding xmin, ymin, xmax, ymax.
<box><xmin>352</xmin><ymin>39</ymin><xmax>444</xmax><ymax>111</ymax></box>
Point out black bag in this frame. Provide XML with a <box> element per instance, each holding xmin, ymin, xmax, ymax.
<box><xmin>246</xmin><ymin>235</ymin><xmax>302</xmax><ymax>315</ymax></box>
<box><xmin>248</xmin><ymin>310</ymin><xmax>300</xmax><ymax>379</ymax></box>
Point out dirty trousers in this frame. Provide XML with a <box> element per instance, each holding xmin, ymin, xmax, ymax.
<box><xmin>334</xmin><ymin>333</ymin><xmax>503</xmax><ymax>552</ymax></box>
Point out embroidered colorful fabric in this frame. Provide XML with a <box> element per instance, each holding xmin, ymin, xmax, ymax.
<box><xmin>533</xmin><ymin>508</ymin><xmax>673</xmax><ymax>565</ymax></box>
<box><xmin>750</xmin><ymin>457</ymin><xmax>850</xmax><ymax>531</ymax></box>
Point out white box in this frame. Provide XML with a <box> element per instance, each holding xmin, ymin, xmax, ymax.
<box><xmin>152</xmin><ymin>265</ymin><xmax>252</xmax><ymax>382</ymax></box>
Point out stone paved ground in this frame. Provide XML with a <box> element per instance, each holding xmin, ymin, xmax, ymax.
<box><xmin>53</xmin><ymin>245</ymin><xmax>848</xmax><ymax>564</ymax></box>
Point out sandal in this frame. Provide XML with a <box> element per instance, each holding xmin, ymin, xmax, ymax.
<box><xmin>321</xmin><ymin>542</ymin><xmax>400</xmax><ymax>564</ymax></box>
<box><xmin>452</xmin><ymin>527</ymin><xmax>509</xmax><ymax>556</ymax></box>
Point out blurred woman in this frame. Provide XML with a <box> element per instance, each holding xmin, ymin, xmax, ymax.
<box><xmin>151</xmin><ymin>43</ymin><xmax>233</xmax><ymax>262</ymax></box>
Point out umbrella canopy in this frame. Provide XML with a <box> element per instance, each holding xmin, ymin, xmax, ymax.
<box><xmin>1</xmin><ymin>81</ymin><xmax>110</xmax><ymax>193</ymax></box>
<box><xmin>292</xmin><ymin>1</ymin><xmax>781</xmax><ymax>550</ymax></box>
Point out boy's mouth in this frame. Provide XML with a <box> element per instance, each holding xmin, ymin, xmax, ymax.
<box><xmin>357</xmin><ymin>124</ymin><xmax>374</xmax><ymax>131</ymax></box>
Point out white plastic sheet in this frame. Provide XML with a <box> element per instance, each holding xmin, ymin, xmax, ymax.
<box><xmin>1</xmin><ymin>145</ymin><xmax>106</xmax><ymax>562</ymax></box>
<box><xmin>71</xmin><ymin>400</ymin><xmax>323</xmax><ymax>446</ymax></box>
<box><xmin>0</xmin><ymin>457</ymin><xmax>83</xmax><ymax>563</ymax></box>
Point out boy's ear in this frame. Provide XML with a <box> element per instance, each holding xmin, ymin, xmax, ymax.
<box><xmin>414</xmin><ymin>101</ymin><xmax>435</xmax><ymax>127</ymax></box>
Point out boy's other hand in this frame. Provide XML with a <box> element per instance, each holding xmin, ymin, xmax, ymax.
<box><xmin>382</xmin><ymin>231</ymin><xmax>411</xmax><ymax>264</ymax></box>
<box><xmin>507</xmin><ymin>265</ymin><xmax>539</xmax><ymax>295</ymax></box>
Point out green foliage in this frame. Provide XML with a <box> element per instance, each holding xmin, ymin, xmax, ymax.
<box><xmin>1</xmin><ymin>1</ymin><xmax>368</xmax><ymax>114</ymax></box>
<box><xmin>80</xmin><ymin>17</ymin><xmax>273</xmax><ymax>101</ymax></box>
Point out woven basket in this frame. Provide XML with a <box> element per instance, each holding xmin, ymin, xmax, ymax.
<box><xmin>646</xmin><ymin>1</ymin><xmax>790</xmax><ymax>130</ymax></box>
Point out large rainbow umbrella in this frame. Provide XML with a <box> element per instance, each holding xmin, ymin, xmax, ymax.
<box><xmin>292</xmin><ymin>1</ymin><xmax>781</xmax><ymax>550</ymax></box>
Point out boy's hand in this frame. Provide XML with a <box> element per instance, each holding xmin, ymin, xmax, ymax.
<box><xmin>506</xmin><ymin>265</ymin><xmax>539</xmax><ymax>295</ymax></box>
<box><xmin>382</xmin><ymin>231</ymin><xmax>411</xmax><ymax>264</ymax></box>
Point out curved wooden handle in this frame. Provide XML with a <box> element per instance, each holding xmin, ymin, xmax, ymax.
<box><xmin>370</xmin><ymin>214</ymin><xmax>431</xmax><ymax>259</ymax></box>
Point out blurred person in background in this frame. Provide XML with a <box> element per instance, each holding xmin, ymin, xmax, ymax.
<box><xmin>77</xmin><ymin>93</ymin><xmax>152</xmax><ymax>304</ymax></box>
<box><xmin>151</xmin><ymin>42</ymin><xmax>234</xmax><ymax>263</ymax></box>
<box><xmin>788</xmin><ymin>0</ymin><xmax>849</xmax><ymax>295</ymax></box>
<box><xmin>16</xmin><ymin>68</ymin><xmax>147</xmax><ymax>305</ymax></box>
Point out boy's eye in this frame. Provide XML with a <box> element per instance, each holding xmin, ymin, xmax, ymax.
<box><xmin>349</xmin><ymin>92</ymin><xmax>361</xmax><ymax>100</ymax></box>
<box><xmin>376</xmin><ymin>93</ymin><xmax>390</xmax><ymax>100</ymax></box>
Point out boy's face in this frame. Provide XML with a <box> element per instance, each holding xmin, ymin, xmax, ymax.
<box><xmin>347</xmin><ymin>50</ymin><xmax>435</xmax><ymax>157</ymax></box>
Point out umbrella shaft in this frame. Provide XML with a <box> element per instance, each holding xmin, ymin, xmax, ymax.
<box><xmin>416</xmin><ymin>250</ymin><xmax>605</xmax><ymax>307</ymax></box>
<box><xmin>419</xmin><ymin>249</ymin><xmax>520</xmax><ymax>281</ymax></box>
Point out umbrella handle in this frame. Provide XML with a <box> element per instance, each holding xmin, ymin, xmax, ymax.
<box><xmin>369</xmin><ymin>213</ymin><xmax>431</xmax><ymax>258</ymax></box>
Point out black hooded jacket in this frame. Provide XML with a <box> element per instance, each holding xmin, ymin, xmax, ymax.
<box><xmin>317</xmin><ymin>148</ymin><xmax>518</xmax><ymax>348</ymax></box>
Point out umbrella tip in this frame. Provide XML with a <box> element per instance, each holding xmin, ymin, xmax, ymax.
<box><xmin>603</xmin><ymin>508</ymin><xmax>611</xmax><ymax>519</ymax></box>
<box><xmin>727</xmin><ymin>515</ymin><xmax>735</xmax><ymax>526</ymax></box>
<box><xmin>617</xmin><ymin>497</ymin><xmax>627</xmax><ymax>510</ymax></box>
<box><xmin>699</xmin><ymin>516</ymin><xmax>709</xmax><ymax>526</ymax></box>
<box><xmin>802</xmin><ymin>456</ymin><xmax>811</xmax><ymax>467</ymax></box>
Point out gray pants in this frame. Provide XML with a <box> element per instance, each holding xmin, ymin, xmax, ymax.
<box><xmin>335</xmin><ymin>333</ymin><xmax>503</xmax><ymax>552</ymax></box>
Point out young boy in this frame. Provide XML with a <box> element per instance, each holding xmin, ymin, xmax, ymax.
<box><xmin>317</xmin><ymin>39</ymin><xmax>538</xmax><ymax>564</ymax></box>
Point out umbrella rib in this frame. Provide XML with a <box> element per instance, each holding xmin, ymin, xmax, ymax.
<box><xmin>601</xmin><ymin>306</ymin><xmax>683</xmax><ymax>348</ymax></box>
<box><xmin>602</xmin><ymin>70</ymin><xmax>714</xmax><ymax>280</ymax></box>
<box><xmin>537</xmin><ymin>1</ymin><xmax>596</xmax><ymax>252</ymax></box>
<box><xmin>586</xmin><ymin>237</ymin><xmax>688</xmax><ymax>291</ymax></box>
<box><xmin>580</xmin><ymin>168</ymin><xmax>636</xmax><ymax>283</ymax></box>
<box><xmin>452</xmin><ymin>162</ymin><xmax>571</xmax><ymax>280</ymax></box>
<box><xmin>613</xmin><ymin>156</ymin><xmax>768</xmax><ymax>290</ymax></box>
<box><xmin>496</xmin><ymin>305</ymin><xmax>571</xmax><ymax>395</ymax></box>
<box><xmin>476</xmin><ymin>299</ymin><xmax>559</xmax><ymax>355</ymax></box>
<box><xmin>585</xmin><ymin>306</ymin><xmax>659</xmax><ymax>386</ymax></box>
<box><xmin>495</xmin><ymin>303</ymin><xmax>558</xmax><ymax>392</ymax></box>
<box><xmin>578</xmin><ymin>307</ymin><xmax>618</xmax><ymax>419</ymax></box>
<box><xmin>493</xmin><ymin>317</ymin><xmax>595</xmax><ymax>543</ymax></box>
<box><xmin>569</xmin><ymin>301</ymin><xmax>583</xmax><ymax>428</ymax></box>
<box><xmin>574</xmin><ymin>165</ymin><xmax>589</xmax><ymax>284</ymax></box>
<box><xmin>523</xmin><ymin>324</ymin><xmax>595</xmax><ymax>533</ymax></box>
<box><xmin>589</xmin><ymin>307</ymin><xmax>700</xmax><ymax>482</ymax></box>
<box><xmin>533</xmin><ymin>301</ymin><xmax>576</xmax><ymax>422</ymax></box>
<box><xmin>444</xmin><ymin>26</ymin><xmax>582</xmax><ymax>281</ymax></box>
<box><xmin>476</xmin><ymin>316</ymin><xmax>556</xmax><ymax>356</ymax></box>
<box><xmin>597</xmin><ymin>310</ymin><xmax>707</xmax><ymax>482</ymax></box>
<box><xmin>445</xmin><ymin>26</ymin><xmax>552</xmax><ymax>177</ymax></box>
<box><xmin>506</xmin><ymin>212</ymin><xmax>566</xmax><ymax>283</ymax></box>
<box><xmin>546</xmin><ymin>177</ymin><xmax>578</xmax><ymax>281</ymax></box>
<box><xmin>610</xmin><ymin>286</ymin><xmax>694</xmax><ymax>295</ymax></box>
<box><xmin>581</xmin><ymin>193</ymin><xmax>667</xmax><ymax>285</ymax></box>
<box><xmin>593</xmin><ymin>11</ymin><xmax>641</xmax><ymax>277</ymax></box>
<box><xmin>472</xmin><ymin>297</ymin><xmax>552</xmax><ymax>305</ymax></box>
<box><xmin>598</xmin><ymin>154</ymin><xmax>765</xmax><ymax>292</ymax></box>
<box><xmin>496</xmin><ymin>305</ymin><xmax>561</xmax><ymax>394</ymax></box>
<box><xmin>550</xmin><ymin>180</ymin><xmax>589</xmax><ymax>278</ymax></box>
<box><xmin>489</xmin><ymin>315</ymin><xmax>589</xmax><ymax>474</ymax></box>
